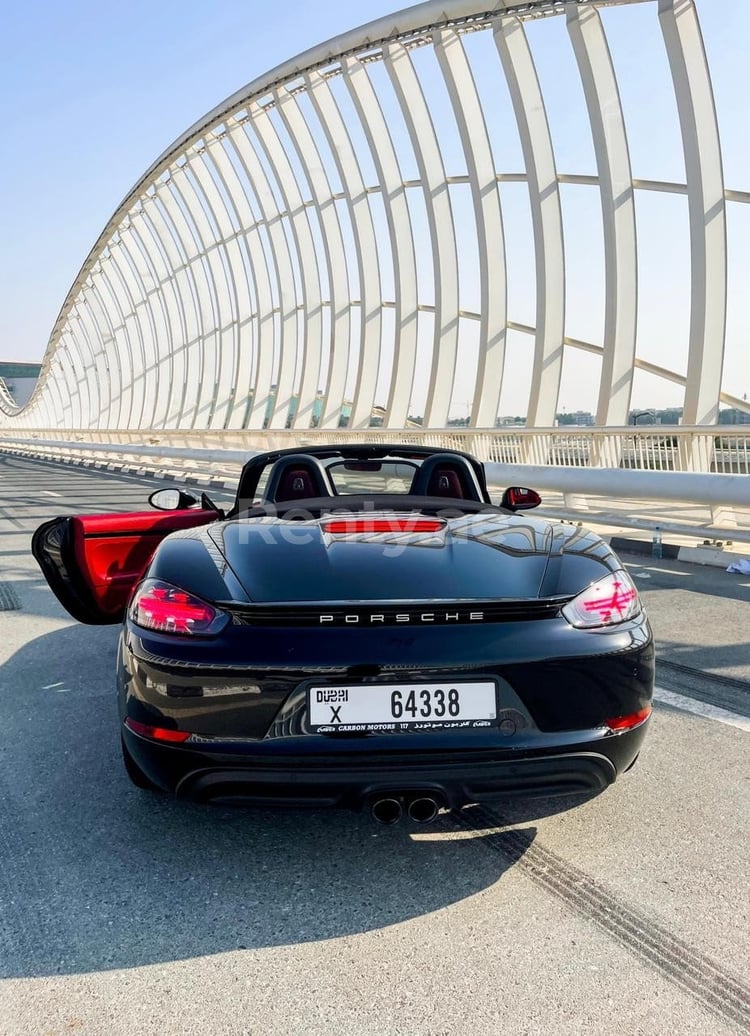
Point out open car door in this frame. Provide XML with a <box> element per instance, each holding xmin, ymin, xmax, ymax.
<box><xmin>32</xmin><ymin>508</ymin><xmax>218</xmax><ymax>625</ymax></box>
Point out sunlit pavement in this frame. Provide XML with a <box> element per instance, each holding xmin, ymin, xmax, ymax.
<box><xmin>0</xmin><ymin>456</ymin><xmax>748</xmax><ymax>1036</ymax></box>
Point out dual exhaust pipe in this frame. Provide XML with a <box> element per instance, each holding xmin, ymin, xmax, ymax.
<box><xmin>370</xmin><ymin>793</ymin><xmax>442</xmax><ymax>825</ymax></box>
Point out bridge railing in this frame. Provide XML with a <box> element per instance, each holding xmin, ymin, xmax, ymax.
<box><xmin>1</xmin><ymin>426</ymin><xmax>749</xmax><ymax>531</ymax></box>
<box><xmin>1</xmin><ymin>425</ymin><xmax>748</xmax><ymax>473</ymax></box>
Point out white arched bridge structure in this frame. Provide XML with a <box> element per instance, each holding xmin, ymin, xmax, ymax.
<box><xmin>1</xmin><ymin>0</ymin><xmax>749</xmax><ymax>514</ymax></box>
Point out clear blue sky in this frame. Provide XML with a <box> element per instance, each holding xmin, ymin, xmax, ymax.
<box><xmin>1</xmin><ymin>0</ymin><xmax>747</xmax><ymax>411</ymax></box>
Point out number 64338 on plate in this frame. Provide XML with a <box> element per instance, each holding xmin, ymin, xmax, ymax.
<box><xmin>308</xmin><ymin>680</ymin><xmax>497</xmax><ymax>732</ymax></box>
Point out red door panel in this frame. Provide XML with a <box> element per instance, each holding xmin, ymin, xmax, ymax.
<box><xmin>33</xmin><ymin>509</ymin><xmax>217</xmax><ymax>624</ymax></box>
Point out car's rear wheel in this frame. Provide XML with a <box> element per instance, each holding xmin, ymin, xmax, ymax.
<box><xmin>121</xmin><ymin>735</ymin><xmax>160</xmax><ymax>791</ymax></box>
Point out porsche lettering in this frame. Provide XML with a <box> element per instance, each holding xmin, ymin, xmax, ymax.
<box><xmin>318</xmin><ymin>611</ymin><xmax>486</xmax><ymax>625</ymax></box>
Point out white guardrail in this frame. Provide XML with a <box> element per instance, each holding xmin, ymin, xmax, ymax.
<box><xmin>1</xmin><ymin>427</ymin><xmax>749</xmax><ymax>531</ymax></box>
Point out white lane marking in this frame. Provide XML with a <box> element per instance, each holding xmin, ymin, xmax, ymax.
<box><xmin>40</xmin><ymin>490</ymin><xmax>61</xmax><ymax>497</ymax></box>
<box><xmin>624</xmin><ymin>564</ymin><xmax>690</xmax><ymax>577</ymax></box>
<box><xmin>42</xmin><ymin>682</ymin><xmax>64</xmax><ymax>689</ymax></box>
<box><xmin>653</xmin><ymin>685</ymin><xmax>750</xmax><ymax>733</ymax></box>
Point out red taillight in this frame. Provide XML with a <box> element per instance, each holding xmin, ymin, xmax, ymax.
<box><xmin>605</xmin><ymin>706</ymin><xmax>652</xmax><ymax>731</ymax></box>
<box><xmin>561</xmin><ymin>571</ymin><xmax>641</xmax><ymax>629</ymax></box>
<box><xmin>322</xmin><ymin>518</ymin><xmax>445</xmax><ymax>535</ymax></box>
<box><xmin>130</xmin><ymin>580</ymin><xmax>228</xmax><ymax>636</ymax></box>
<box><xmin>124</xmin><ymin>717</ymin><xmax>191</xmax><ymax>742</ymax></box>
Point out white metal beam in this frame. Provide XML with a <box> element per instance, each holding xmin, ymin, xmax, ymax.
<box><xmin>339</xmin><ymin>57</ymin><xmax>415</xmax><ymax>429</ymax></box>
<box><xmin>385</xmin><ymin>40</ymin><xmax>459</xmax><ymax>429</ymax></box>
<box><xmin>494</xmin><ymin>15</ymin><xmax>565</xmax><ymax>427</ymax></box>
<box><xmin>221</xmin><ymin>129</ymin><xmax>279</xmax><ymax>429</ymax></box>
<box><xmin>206</xmin><ymin>136</ymin><xmax>266</xmax><ymax>430</ymax></box>
<box><xmin>340</xmin><ymin>57</ymin><xmax>385</xmax><ymax>430</ymax></box>
<box><xmin>658</xmin><ymin>0</ymin><xmax>727</xmax><ymax>426</ymax></box>
<box><xmin>240</xmin><ymin>106</ymin><xmax>300</xmax><ymax>430</ymax></box>
<box><xmin>269</xmin><ymin>86</ymin><xmax>326</xmax><ymax>431</ymax></box>
<box><xmin>434</xmin><ymin>27</ymin><xmax>507</xmax><ymax>429</ymax></box>
<box><xmin>567</xmin><ymin>2</ymin><xmax>637</xmax><ymax>428</ymax></box>
<box><xmin>188</xmin><ymin>147</ymin><xmax>245</xmax><ymax>430</ymax></box>
<box><xmin>302</xmin><ymin>71</ymin><xmax>363</xmax><ymax>429</ymax></box>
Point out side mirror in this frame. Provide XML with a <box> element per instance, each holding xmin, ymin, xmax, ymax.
<box><xmin>500</xmin><ymin>486</ymin><xmax>542</xmax><ymax>512</ymax></box>
<box><xmin>148</xmin><ymin>488</ymin><xmax>199</xmax><ymax>511</ymax></box>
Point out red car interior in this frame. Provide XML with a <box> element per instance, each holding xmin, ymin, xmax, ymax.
<box><xmin>69</xmin><ymin>509</ymin><xmax>217</xmax><ymax>616</ymax></box>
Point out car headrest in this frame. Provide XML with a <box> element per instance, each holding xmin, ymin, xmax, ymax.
<box><xmin>426</xmin><ymin>468</ymin><xmax>464</xmax><ymax>498</ymax></box>
<box><xmin>277</xmin><ymin>469</ymin><xmax>315</xmax><ymax>500</ymax></box>
<box><xmin>409</xmin><ymin>454</ymin><xmax>483</xmax><ymax>501</ymax></box>
<box><xmin>262</xmin><ymin>455</ymin><xmax>334</xmax><ymax>503</ymax></box>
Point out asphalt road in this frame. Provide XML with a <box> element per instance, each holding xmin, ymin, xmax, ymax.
<box><xmin>0</xmin><ymin>454</ymin><xmax>748</xmax><ymax>1036</ymax></box>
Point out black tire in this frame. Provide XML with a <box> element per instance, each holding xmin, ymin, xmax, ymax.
<box><xmin>121</xmin><ymin>735</ymin><xmax>160</xmax><ymax>791</ymax></box>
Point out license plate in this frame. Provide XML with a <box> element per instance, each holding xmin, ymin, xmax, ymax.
<box><xmin>308</xmin><ymin>681</ymin><xmax>497</xmax><ymax>732</ymax></box>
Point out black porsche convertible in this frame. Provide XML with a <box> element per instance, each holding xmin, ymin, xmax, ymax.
<box><xmin>32</xmin><ymin>444</ymin><xmax>653</xmax><ymax>823</ymax></box>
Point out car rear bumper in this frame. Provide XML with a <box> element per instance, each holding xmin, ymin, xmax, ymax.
<box><xmin>122</xmin><ymin>723</ymin><xmax>648</xmax><ymax>811</ymax></box>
